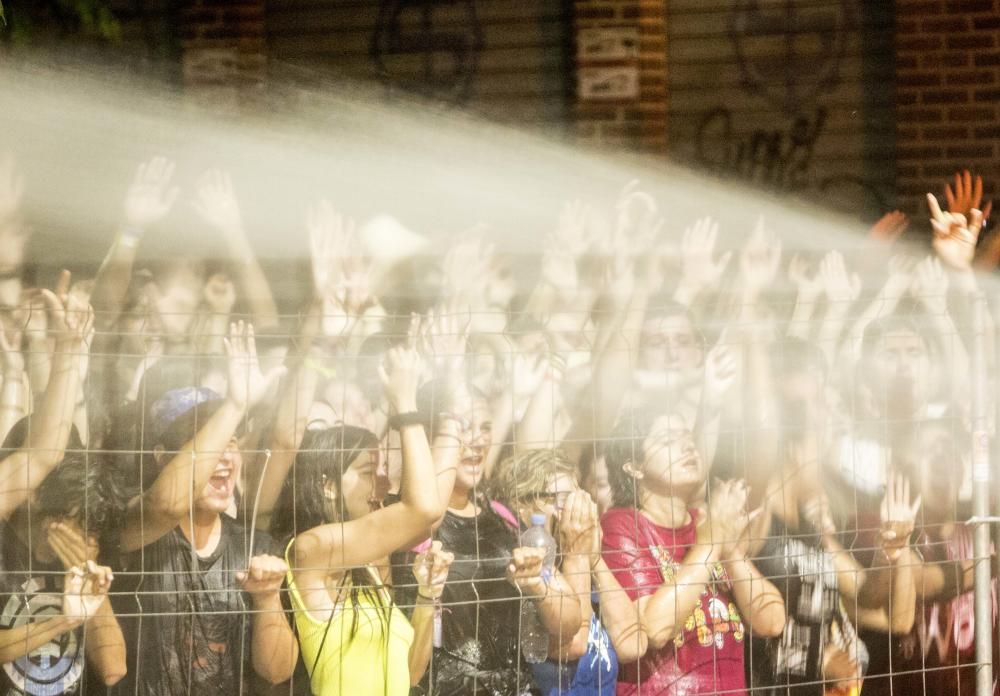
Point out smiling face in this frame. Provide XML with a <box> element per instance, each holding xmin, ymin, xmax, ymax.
<box><xmin>194</xmin><ymin>435</ymin><xmax>243</xmax><ymax>514</ymax></box>
<box><xmin>454</xmin><ymin>398</ymin><xmax>493</xmax><ymax>496</ymax></box>
<box><xmin>333</xmin><ymin>448</ymin><xmax>390</xmax><ymax>522</ymax></box>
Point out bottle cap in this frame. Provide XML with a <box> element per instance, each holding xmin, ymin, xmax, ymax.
<box><xmin>531</xmin><ymin>513</ymin><xmax>546</xmax><ymax>527</ymax></box>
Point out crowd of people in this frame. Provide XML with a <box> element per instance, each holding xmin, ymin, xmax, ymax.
<box><xmin>0</xmin><ymin>153</ymin><xmax>995</xmax><ymax>696</ymax></box>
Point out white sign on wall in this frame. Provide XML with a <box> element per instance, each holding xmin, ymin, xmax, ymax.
<box><xmin>578</xmin><ymin>66</ymin><xmax>639</xmax><ymax>100</ymax></box>
<box><xmin>577</xmin><ymin>28</ymin><xmax>639</xmax><ymax>61</ymax></box>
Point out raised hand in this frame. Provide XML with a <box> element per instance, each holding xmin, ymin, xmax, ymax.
<box><xmin>0</xmin><ymin>155</ymin><xmax>24</xmax><ymax>223</ymax></box>
<box><xmin>442</xmin><ymin>236</ymin><xmax>492</xmax><ymax>303</ymax></box>
<box><xmin>945</xmin><ymin>169</ymin><xmax>992</xmax><ymax>222</ymax></box>
<box><xmin>237</xmin><ymin>554</ymin><xmax>289</xmax><ymax>603</ymax></box>
<box><xmin>879</xmin><ymin>471</ymin><xmax>920</xmax><ymax>563</ymax></box>
<box><xmin>379</xmin><ymin>341</ymin><xmax>422</xmax><ymax>414</ymax></box>
<box><xmin>818</xmin><ymin>251</ymin><xmax>861</xmax><ymax>308</ymax></box>
<box><xmin>62</xmin><ymin>561</ymin><xmax>112</xmax><ymax>625</ymax></box>
<box><xmin>413</xmin><ymin>540</ymin><xmax>455</xmax><ymax>600</ymax></box>
<box><xmin>557</xmin><ymin>490</ymin><xmax>601</xmax><ymax>564</ymax></box>
<box><xmin>308</xmin><ymin>200</ymin><xmax>371</xmax><ymax>329</ymax></box>
<box><xmin>40</xmin><ymin>273</ymin><xmax>94</xmax><ymax>346</ymax></box>
<box><xmin>739</xmin><ymin>216</ymin><xmax>782</xmax><ymax>300</ymax></box>
<box><xmin>223</xmin><ymin>321</ymin><xmax>286</xmax><ymax>412</ymax></box>
<box><xmin>47</xmin><ymin>521</ymin><xmax>99</xmax><ymax>570</ymax></box>
<box><xmin>542</xmin><ymin>200</ymin><xmax>592</xmax><ymax>299</ymax></box>
<box><xmin>702</xmin><ymin>340</ymin><xmax>737</xmax><ymax>410</ymax></box>
<box><xmin>928</xmin><ymin>192</ymin><xmax>983</xmax><ymax>269</ymax></box>
<box><xmin>679</xmin><ymin>217</ymin><xmax>731</xmax><ymax>292</ymax></box>
<box><xmin>910</xmin><ymin>255</ymin><xmax>949</xmax><ymax>314</ymax></box>
<box><xmin>418</xmin><ymin>307</ymin><xmax>469</xmax><ymax>377</ymax></box>
<box><xmin>123</xmin><ymin>156</ymin><xmax>178</xmax><ymax>229</ymax></box>
<box><xmin>193</xmin><ymin>169</ymin><xmax>243</xmax><ymax>236</ymax></box>
<box><xmin>869</xmin><ymin>210</ymin><xmax>909</xmax><ymax>245</ymax></box>
<box><xmin>788</xmin><ymin>254</ymin><xmax>823</xmax><ymax>303</ymax></box>
<box><xmin>507</xmin><ymin>546</ymin><xmax>548</xmax><ymax>596</ymax></box>
<box><xmin>702</xmin><ymin>479</ymin><xmax>754</xmax><ymax>558</ymax></box>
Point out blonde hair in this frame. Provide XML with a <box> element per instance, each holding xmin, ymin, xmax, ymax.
<box><xmin>489</xmin><ymin>449</ymin><xmax>577</xmax><ymax>510</ymax></box>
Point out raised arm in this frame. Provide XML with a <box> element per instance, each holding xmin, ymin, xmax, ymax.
<box><xmin>714</xmin><ymin>480</ymin><xmax>785</xmax><ymax>638</ymax></box>
<box><xmin>0</xmin><ymin>285</ymin><xmax>92</xmax><ymax>521</ymax></box>
<box><xmin>120</xmin><ymin>322</ymin><xmax>284</xmax><ymax>551</ymax></box>
<box><xmin>673</xmin><ymin>216</ymin><xmax>731</xmax><ymax>308</ymax></box>
<box><xmin>0</xmin><ymin>326</ymin><xmax>27</xmax><ymax>445</ymax></box>
<box><xmin>252</xmin><ymin>302</ymin><xmax>325</xmax><ymax>531</ymax></box>
<box><xmin>193</xmin><ymin>169</ymin><xmax>279</xmax><ymax>331</ymax></box>
<box><xmin>290</xmin><ymin>343</ymin><xmax>443</xmax><ymax>573</ymax></box>
<box><xmin>91</xmin><ymin>157</ymin><xmax>178</xmax><ymax>330</ymax></box>
<box><xmin>418</xmin><ymin>308</ymin><xmax>467</xmax><ymax>523</ymax></box>
<box><xmin>849</xmin><ymin>473</ymin><xmax>919</xmax><ymax>635</ymax></box>
<box><xmin>786</xmin><ymin>254</ymin><xmax>822</xmax><ymax>341</ymax></box>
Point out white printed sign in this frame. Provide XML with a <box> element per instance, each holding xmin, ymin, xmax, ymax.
<box><xmin>578</xmin><ymin>67</ymin><xmax>639</xmax><ymax>100</ymax></box>
<box><xmin>577</xmin><ymin>28</ymin><xmax>639</xmax><ymax>61</ymax></box>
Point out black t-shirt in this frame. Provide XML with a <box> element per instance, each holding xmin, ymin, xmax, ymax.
<box><xmin>406</xmin><ymin>503</ymin><xmax>535</xmax><ymax>696</ymax></box>
<box><xmin>108</xmin><ymin>516</ymin><xmax>275</xmax><ymax>696</ymax></box>
<box><xmin>0</xmin><ymin>522</ymin><xmax>86</xmax><ymax>696</ymax></box>
<box><xmin>748</xmin><ymin>517</ymin><xmax>868</xmax><ymax>696</ymax></box>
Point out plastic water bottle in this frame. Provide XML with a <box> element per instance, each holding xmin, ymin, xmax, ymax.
<box><xmin>519</xmin><ymin>513</ymin><xmax>557</xmax><ymax>663</ymax></box>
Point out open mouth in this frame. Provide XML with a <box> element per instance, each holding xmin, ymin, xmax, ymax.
<box><xmin>461</xmin><ymin>454</ymin><xmax>483</xmax><ymax>476</ymax></box>
<box><xmin>209</xmin><ymin>469</ymin><xmax>233</xmax><ymax>493</ymax></box>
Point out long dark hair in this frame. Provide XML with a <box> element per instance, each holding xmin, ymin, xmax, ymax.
<box><xmin>271</xmin><ymin>425</ymin><xmax>391</xmax><ymax>661</ymax></box>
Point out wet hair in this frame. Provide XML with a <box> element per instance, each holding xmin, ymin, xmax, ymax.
<box><xmin>489</xmin><ymin>449</ymin><xmax>577</xmax><ymax>514</ymax></box>
<box><xmin>603</xmin><ymin>409</ymin><xmax>661</xmax><ymax>509</ymax></box>
<box><xmin>32</xmin><ymin>451</ymin><xmax>127</xmax><ymax>549</ymax></box>
<box><xmin>270</xmin><ymin>425</ymin><xmax>388</xmax><ymax>657</ymax></box>
<box><xmin>270</xmin><ymin>425</ymin><xmax>379</xmax><ymax>541</ymax></box>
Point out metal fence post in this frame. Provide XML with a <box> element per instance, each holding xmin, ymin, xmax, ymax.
<box><xmin>971</xmin><ymin>292</ymin><xmax>993</xmax><ymax>696</ymax></box>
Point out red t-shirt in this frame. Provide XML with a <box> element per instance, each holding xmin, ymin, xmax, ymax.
<box><xmin>601</xmin><ymin>507</ymin><xmax>748</xmax><ymax>696</ymax></box>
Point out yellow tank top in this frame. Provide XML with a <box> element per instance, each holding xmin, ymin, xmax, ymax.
<box><xmin>285</xmin><ymin>543</ymin><xmax>414</xmax><ymax>696</ymax></box>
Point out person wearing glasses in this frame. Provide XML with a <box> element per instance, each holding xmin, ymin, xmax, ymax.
<box><xmin>489</xmin><ymin>448</ymin><xmax>648</xmax><ymax>695</ymax></box>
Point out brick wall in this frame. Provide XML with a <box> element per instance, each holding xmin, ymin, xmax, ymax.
<box><xmin>572</xmin><ymin>0</ymin><xmax>668</xmax><ymax>152</ymax></box>
<box><xmin>180</xmin><ymin>0</ymin><xmax>267</xmax><ymax>115</ymax></box>
<box><xmin>894</xmin><ymin>0</ymin><xmax>1000</xmax><ymax>214</ymax></box>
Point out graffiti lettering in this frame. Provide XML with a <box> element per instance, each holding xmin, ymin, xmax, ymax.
<box><xmin>695</xmin><ymin>106</ymin><xmax>826</xmax><ymax>191</ymax></box>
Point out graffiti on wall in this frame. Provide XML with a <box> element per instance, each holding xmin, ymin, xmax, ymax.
<box><xmin>371</xmin><ymin>0</ymin><xmax>484</xmax><ymax>103</ymax></box>
<box><xmin>687</xmin><ymin>0</ymin><xmax>888</xmax><ymax>211</ymax></box>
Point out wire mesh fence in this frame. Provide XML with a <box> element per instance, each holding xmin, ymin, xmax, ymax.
<box><xmin>0</xmin><ymin>156</ymin><xmax>996</xmax><ymax>696</ymax></box>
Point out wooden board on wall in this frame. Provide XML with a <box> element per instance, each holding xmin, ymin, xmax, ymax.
<box><xmin>667</xmin><ymin>0</ymin><xmax>896</xmax><ymax>217</ymax></box>
<box><xmin>266</xmin><ymin>0</ymin><xmax>572</xmax><ymax>133</ymax></box>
